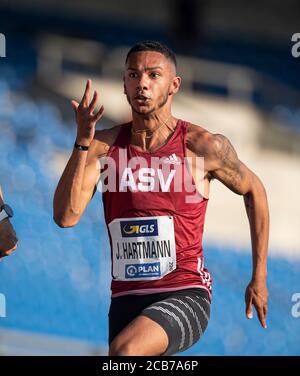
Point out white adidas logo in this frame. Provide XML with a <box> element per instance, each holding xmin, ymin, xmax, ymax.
<box><xmin>163</xmin><ymin>153</ymin><xmax>181</xmax><ymax>165</ymax></box>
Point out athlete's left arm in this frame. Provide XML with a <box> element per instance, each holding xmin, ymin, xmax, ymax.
<box><xmin>206</xmin><ymin>133</ymin><xmax>269</xmax><ymax>329</ymax></box>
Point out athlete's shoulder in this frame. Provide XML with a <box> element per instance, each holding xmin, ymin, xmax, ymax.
<box><xmin>186</xmin><ymin>122</ymin><xmax>213</xmax><ymax>155</ymax></box>
<box><xmin>186</xmin><ymin>122</ymin><xmax>231</xmax><ymax>157</ymax></box>
<box><xmin>94</xmin><ymin>123</ymin><xmax>125</xmax><ymax>144</ymax></box>
<box><xmin>91</xmin><ymin>122</ymin><xmax>129</xmax><ymax>156</ymax></box>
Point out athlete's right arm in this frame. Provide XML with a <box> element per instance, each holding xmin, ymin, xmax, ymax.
<box><xmin>53</xmin><ymin>79</ymin><xmax>106</xmax><ymax>228</ymax></box>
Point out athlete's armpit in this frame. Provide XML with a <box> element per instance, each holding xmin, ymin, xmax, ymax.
<box><xmin>208</xmin><ymin>134</ymin><xmax>252</xmax><ymax>195</ymax></box>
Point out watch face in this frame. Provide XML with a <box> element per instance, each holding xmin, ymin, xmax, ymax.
<box><xmin>2</xmin><ymin>204</ymin><xmax>13</xmax><ymax>218</ymax></box>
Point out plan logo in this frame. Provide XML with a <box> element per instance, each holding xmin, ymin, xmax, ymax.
<box><xmin>0</xmin><ymin>33</ymin><xmax>6</xmax><ymax>57</ymax></box>
<box><xmin>125</xmin><ymin>262</ymin><xmax>161</xmax><ymax>278</ymax></box>
<box><xmin>0</xmin><ymin>293</ymin><xmax>6</xmax><ymax>317</ymax></box>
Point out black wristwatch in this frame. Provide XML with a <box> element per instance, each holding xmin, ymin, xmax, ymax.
<box><xmin>0</xmin><ymin>204</ymin><xmax>14</xmax><ymax>222</ymax></box>
<box><xmin>74</xmin><ymin>141</ymin><xmax>89</xmax><ymax>151</ymax></box>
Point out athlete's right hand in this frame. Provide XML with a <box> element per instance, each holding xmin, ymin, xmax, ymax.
<box><xmin>71</xmin><ymin>79</ymin><xmax>104</xmax><ymax>147</ymax></box>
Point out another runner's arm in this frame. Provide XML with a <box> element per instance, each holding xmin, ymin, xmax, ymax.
<box><xmin>205</xmin><ymin>133</ymin><xmax>269</xmax><ymax>328</ymax></box>
<box><xmin>0</xmin><ymin>185</ymin><xmax>18</xmax><ymax>258</ymax></box>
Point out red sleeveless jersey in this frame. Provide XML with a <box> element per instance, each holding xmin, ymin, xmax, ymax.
<box><xmin>102</xmin><ymin>119</ymin><xmax>212</xmax><ymax>300</ymax></box>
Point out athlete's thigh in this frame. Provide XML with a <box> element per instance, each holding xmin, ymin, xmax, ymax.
<box><xmin>108</xmin><ymin>293</ymin><xmax>165</xmax><ymax>345</ymax></box>
<box><xmin>109</xmin><ymin>314</ymin><xmax>169</xmax><ymax>356</ymax></box>
<box><xmin>141</xmin><ymin>288</ymin><xmax>211</xmax><ymax>355</ymax></box>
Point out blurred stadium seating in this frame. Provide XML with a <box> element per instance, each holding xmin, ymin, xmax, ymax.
<box><xmin>0</xmin><ymin>2</ymin><xmax>300</xmax><ymax>355</ymax></box>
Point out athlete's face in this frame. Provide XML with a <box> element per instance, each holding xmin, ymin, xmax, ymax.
<box><xmin>124</xmin><ymin>51</ymin><xmax>180</xmax><ymax>116</ymax></box>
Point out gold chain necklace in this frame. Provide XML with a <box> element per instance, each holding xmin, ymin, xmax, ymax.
<box><xmin>131</xmin><ymin>118</ymin><xmax>170</xmax><ymax>139</ymax></box>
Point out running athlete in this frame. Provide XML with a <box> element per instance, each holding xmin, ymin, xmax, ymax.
<box><xmin>53</xmin><ymin>41</ymin><xmax>269</xmax><ymax>356</ymax></box>
<box><xmin>0</xmin><ymin>185</ymin><xmax>18</xmax><ymax>260</ymax></box>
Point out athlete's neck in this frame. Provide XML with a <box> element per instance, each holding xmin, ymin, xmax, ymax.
<box><xmin>130</xmin><ymin>114</ymin><xmax>177</xmax><ymax>152</ymax></box>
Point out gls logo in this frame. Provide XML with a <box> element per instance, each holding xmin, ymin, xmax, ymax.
<box><xmin>291</xmin><ymin>33</ymin><xmax>300</xmax><ymax>58</ymax></box>
<box><xmin>121</xmin><ymin>219</ymin><xmax>158</xmax><ymax>237</ymax></box>
<box><xmin>291</xmin><ymin>293</ymin><xmax>300</xmax><ymax>318</ymax></box>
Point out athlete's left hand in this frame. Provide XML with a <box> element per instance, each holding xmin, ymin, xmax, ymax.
<box><xmin>245</xmin><ymin>279</ymin><xmax>268</xmax><ymax>328</ymax></box>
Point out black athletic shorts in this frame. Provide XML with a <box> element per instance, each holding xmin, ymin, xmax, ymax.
<box><xmin>108</xmin><ymin>288</ymin><xmax>211</xmax><ymax>356</ymax></box>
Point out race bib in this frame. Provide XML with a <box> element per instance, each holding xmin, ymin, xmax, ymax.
<box><xmin>108</xmin><ymin>216</ymin><xmax>176</xmax><ymax>281</ymax></box>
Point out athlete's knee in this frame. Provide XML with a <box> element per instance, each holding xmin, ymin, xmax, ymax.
<box><xmin>109</xmin><ymin>339</ymin><xmax>136</xmax><ymax>356</ymax></box>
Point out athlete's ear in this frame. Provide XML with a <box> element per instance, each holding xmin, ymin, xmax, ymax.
<box><xmin>169</xmin><ymin>76</ymin><xmax>181</xmax><ymax>95</ymax></box>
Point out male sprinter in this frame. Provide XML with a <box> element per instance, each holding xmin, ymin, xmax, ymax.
<box><xmin>53</xmin><ymin>41</ymin><xmax>269</xmax><ymax>356</ymax></box>
<box><xmin>0</xmin><ymin>185</ymin><xmax>18</xmax><ymax>260</ymax></box>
